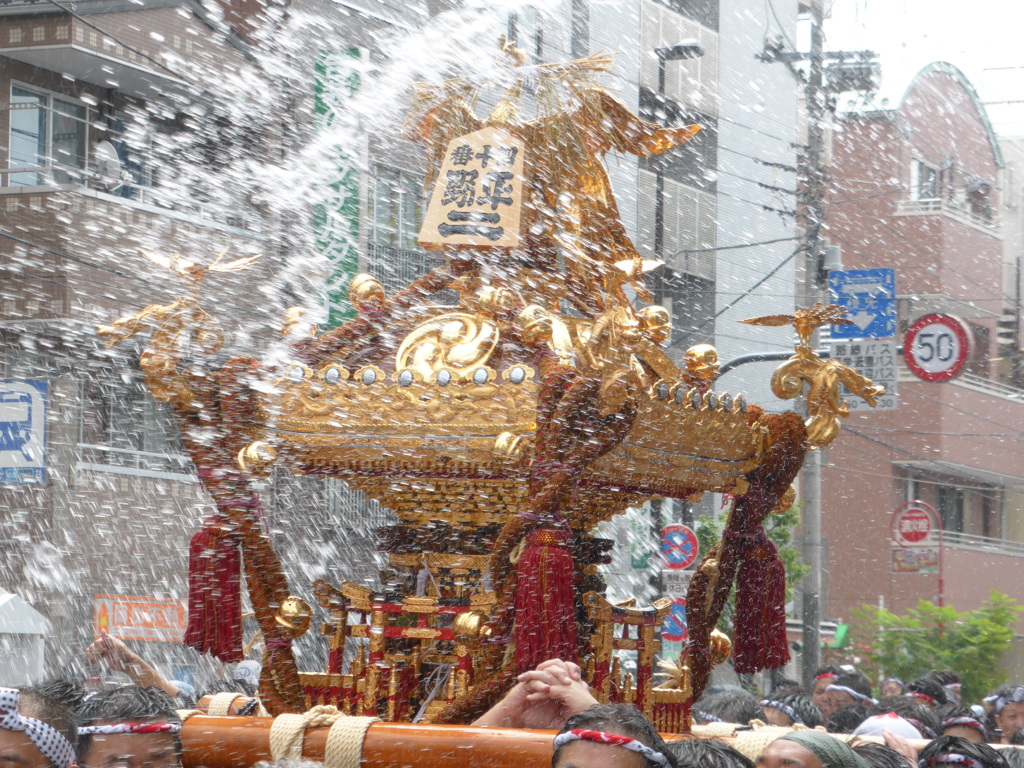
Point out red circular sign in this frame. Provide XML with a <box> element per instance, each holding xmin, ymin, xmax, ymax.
<box><xmin>891</xmin><ymin>502</ymin><xmax>937</xmax><ymax>546</ymax></box>
<box><xmin>903</xmin><ymin>314</ymin><xmax>972</xmax><ymax>382</ymax></box>
<box><xmin>661</xmin><ymin>524</ymin><xmax>699</xmax><ymax>570</ymax></box>
<box><xmin>661</xmin><ymin>598</ymin><xmax>688</xmax><ymax>642</ymax></box>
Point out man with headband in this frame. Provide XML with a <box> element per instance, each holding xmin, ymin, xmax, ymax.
<box><xmin>552</xmin><ymin>703</ymin><xmax>676</xmax><ymax>768</ymax></box>
<box><xmin>811</xmin><ymin>665</ymin><xmax>843</xmax><ymax>714</ymax></box>
<box><xmin>918</xmin><ymin>736</ymin><xmax>1009</xmax><ymax>768</ymax></box>
<box><xmin>991</xmin><ymin>685</ymin><xmax>1024</xmax><ymax>743</ymax></box>
<box><xmin>755</xmin><ymin>731</ymin><xmax>870</xmax><ymax>768</ymax></box>
<box><xmin>821</xmin><ymin>672</ymin><xmax>875</xmax><ymax>721</ymax></box>
<box><xmin>0</xmin><ymin>688</ymin><xmax>76</xmax><ymax>768</ymax></box>
<box><xmin>76</xmin><ymin>686</ymin><xmax>182</xmax><ymax>768</ymax></box>
<box><xmin>473</xmin><ymin>660</ymin><xmax>673</xmax><ymax>767</ymax></box>
<box><xmin>760</xmin><ymin>694</ymin><xmax>824</xmax><ymax>729</ymax></box>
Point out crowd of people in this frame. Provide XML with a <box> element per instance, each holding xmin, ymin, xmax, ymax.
<box><xmin>4</xmin><ymin>642</ymin><xmax>1024</xmax><ymax>768</ymax></box>
<box><xmin>476</xmin><ymin>660</ymin><xmax>1024</xmax><ymax>768</ymax></box>
<box><xmin>695</xmin><ymin>664</ymin><xmax>1024</xmax><ymax>748</ymax></box>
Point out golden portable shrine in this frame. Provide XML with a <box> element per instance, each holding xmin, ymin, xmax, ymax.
<box><xmin>98</xmin><ymin>44</ymin><xmax>884</xmax><ymax>736</ymax></box>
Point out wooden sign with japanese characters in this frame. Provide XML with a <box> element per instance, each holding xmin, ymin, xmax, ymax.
<box><xmin>419</xmin><ymin>127</ymin><xmax>525</xmax><ymax>249</ymax></box>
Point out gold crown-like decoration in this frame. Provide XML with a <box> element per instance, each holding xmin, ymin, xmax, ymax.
<box><xmin>97</xmin><ymin>40</ymin><xmax>884</xmax><ymax>728</ymax></box>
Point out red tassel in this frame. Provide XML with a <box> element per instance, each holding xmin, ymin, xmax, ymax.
<box><xmin>732</xmin><ymin>532</ymin><xmax>790</xmax><ymax>674</ymax></box>
<box><xmin>514</xmin><ymin>526</ymin><xmax>578</xmax><ymax>673</ymax></box>
<box><xmin>184</xmin><ymin>516</ymin><xmax>243</xmax><ymax>663</ymax></box>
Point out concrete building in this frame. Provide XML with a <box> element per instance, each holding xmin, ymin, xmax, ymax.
<box><xmin>821</xmin><ymin>62</ymin><xmax>1024</xmax><ymax>670</ymax></box>
<box><xmin>0</xmin><ymin>0</ymin><xmax>270</xmax><ymax>676</ymax></box>
<box><xmin>0</xmin><ymin>0</ymin><xmax>415</xmax><ymax>676</ymax></box>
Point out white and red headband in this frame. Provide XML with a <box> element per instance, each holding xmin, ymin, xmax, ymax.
<box><xmin>78</xmin><ymin>723</ymin><xmax>182</xmax><ymax>735</ymax></box>
<box><xmin>942</xmin><ymin>716</ymin><xmax>985</xmax><ymax>734</ymax></box>
<box><xmin>760</xmin><ymin>699</ymin><xmax>804</xmax><ymax>726</ymax></box>
<box><xmin>0</xmin><ymin>688</ymin><xmax>76</xmax><ymax>768</ymax></box>
<box><xmin>994</xmin><ymin>686</ymin><xmax>1024</xmax><ymax>714</ymax></box>
<box><xmin>553</xmin><ymin>729</ymin><xmax>670</xmax><ymax>768</ymax></box>
<box><xmin>826</xmin><ymin>684</ymin><xmax>876</xmax><ymax>705</ymax></box>
<box><xmin>925</xmin><ymin>754</ymin><xmax>984</xmax><ymax>768</ymax></box>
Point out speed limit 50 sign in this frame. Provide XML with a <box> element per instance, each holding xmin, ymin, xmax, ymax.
<box><xmin>903</xmin><ymin>313</ymin><xmax>972</xmax><ymax>382</ymax></box>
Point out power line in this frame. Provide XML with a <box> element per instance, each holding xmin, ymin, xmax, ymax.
<box><xmin>717</xmin><ymin>167</ymin><xmax>798</xmax><ymax>196</ymax></box>
<box><xmin>716</xmin><ymin>113</ymin><xmax>805</xmax><ymax>148</ymax></box>
<box><xmin>717</xmin><ymin>190</ymin><xmax>797</xmax><ymax>217</ymax></box>
<box><xmin>851</xmin><ymin>424</ymin><xmax>1020</xmax><ymax>439</ymax></box>
<box><xmin>903</xmin><ymin>385</ymin><xmax>1024</xmax><ymax>434</ymax></box>
<box><xmin>845</xmin><ymin>426</ymin><xmax>1024</xmax><ymax>488</ymax></box>
<box><xmin>667</xmin><ymin>235</ymin><xmax>801</xmax><ymax>257</ymax></box>
<box><xmin>830</xmin><ymin>436</ymin><xmax>1024</xmax><ymax>493</ymax></box>
<box><xmin>719</xmin><ymin>144</ymin><xmax>793</xmax><ymax>167</ymax></box>
<box><xmin>1</xmin><ymin>230</ymin><xmax>160</xmax><ymax>285</ymax></box>
<box><xmin>826</xmin><ymin>224</ymin><xmax>1002</xmax><ymax>305</ymax></box>
<box><xmin>0</xmin><ymin>229</ymin><xmax>273</xmax><ymax>323</ymax></box>
<box><xmin>826</xmin><ymin>187</ymin><xmax>905</xmax><ymax>206</ymax></box>
<box><xmin>706</xmin><ymin>242</ymin><xmax>807</xmax><ymax>325</ymax></box>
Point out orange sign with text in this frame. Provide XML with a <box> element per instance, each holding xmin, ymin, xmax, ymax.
<box><xmin>93</xmin><ymin>595</ymin><xmax>187</xmax><ymax>642</ymax></box>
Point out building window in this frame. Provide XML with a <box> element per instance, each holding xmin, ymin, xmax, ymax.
<box><xmin>910</xmin><ymin>159</ymin><xmax>939</xmax><ymax>201</ymax></box>
<box><xmin>935</xmin><ymin>484</ymin><xmax>965</xmax><ymax>534</ymax></box>
<box><xmin>570</xmin><ymin>0</ymin><xmax>589</xmax><ymax>58</ymax></box>
<box><xmin>905</xmin><ymin>472</ymin><xmax>1001</xmax><ymax>538</ymax></box>
<box><xmin>7</xmin><ymin>84</ymin><xmax>90</xmax><ymax>187</ymax></box>
<box><xmin>653</xmin><ymin>0</ymin><xmax>718</xmax><ymax>30</ymax></box>
<box><xmin>661</xmin><ymin>270</ymin><xmax>715</xmax><ymax>349</ymax></box>
<box><xmin>369</xmin><ymin>165</ymin><xmax>423</xmax><ymax>250</ymax></box>
<box><xmin>83</xmin><ymin>370</ymin><xmax>182</xmax><ymax>457</ymax></box>
<box><xmin>366</xmin><ymin>165</ymin><xmax>449</xmax><ymax>298</ymax></box>
<box><xmin>967</xmin><ymin>180</ymin><xmax>993</xmax><ymax>221</ymax></box>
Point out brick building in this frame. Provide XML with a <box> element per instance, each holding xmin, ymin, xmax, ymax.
<box><xmin>821</xmin><ymin>62</ymin><xmax>1024</xmax><ymax>668</ymax></box>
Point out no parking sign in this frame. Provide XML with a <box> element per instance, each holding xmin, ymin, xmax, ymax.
<box><xmin>661</xmin><ymin>524</ymin><xmax>699</xmax><ymax>570</ymax></box>
<box><xmin>662</xmin><ymin>598</ymin><xmax>688</xmax><ymax>642</ymax></box>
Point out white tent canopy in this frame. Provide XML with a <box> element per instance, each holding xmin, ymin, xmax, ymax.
<box><xmin>0</xmin><ymin>591</ymin><xmax>49</xmax><ymax>686</ymax></box>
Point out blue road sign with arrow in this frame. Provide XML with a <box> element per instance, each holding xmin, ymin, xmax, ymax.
<box><xmin>662</xmin><ymin>598</ymin><xmax>688</xmax><ymax>642</ymax></box>
<box><xmin>829</xmin><ymin>268</ymin><xmax>896</xmax><ymax>340</ymax></box>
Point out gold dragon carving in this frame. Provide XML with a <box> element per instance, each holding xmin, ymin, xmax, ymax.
<box><xmin>96</xmin><ymin>251</ymin><xmax>259</xmax><ymax>407</ymax></box>
<box><xmin>741</xmin><ymin>303</ymin><xmax>886</xmax><ymax>447</ymax></box>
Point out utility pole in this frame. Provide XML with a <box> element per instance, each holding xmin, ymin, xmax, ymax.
<box><xmin>800</xmin><ymin>0</ymin><xmax>827</xmax><ymax>694</ymax></box>
<box><xmin>757</xmin><ymin>1</ymin><xmax>877</xmax><ymax>692</ymax></box>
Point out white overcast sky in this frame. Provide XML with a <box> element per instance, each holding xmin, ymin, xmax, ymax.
<box><xmin>823</xmin><ymin>0</ymin><xmax>1024</xmax><ymax>134</ymax></box>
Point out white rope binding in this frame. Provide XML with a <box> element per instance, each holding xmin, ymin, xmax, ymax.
<box><xmin>207</xmin><ymin>692</ymin><xmax>241</xmax><ymax>717</ymax></box>
<box><xmin>269</xmin><ymin>705</ymin><xmax>379</xmax><ymax>768</ymax></box>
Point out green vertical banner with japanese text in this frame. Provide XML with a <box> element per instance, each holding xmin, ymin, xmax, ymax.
<box><xmin>313</xmin><ymin>48</ymin><xmax>361</xmax><ymax>327</ymax></box>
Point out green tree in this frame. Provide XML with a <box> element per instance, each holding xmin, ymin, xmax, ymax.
<box><xmin>851</xmin><ymin>590</ymin><xmax>1021</xmax><ymax>703</ymax></box>
<box><xmin>694</xmin><ymin>503</ymin><xmax>810</xmax><ymax>636</ymax></box>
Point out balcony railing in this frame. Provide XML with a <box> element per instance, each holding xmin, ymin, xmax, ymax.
<box><xmin>941</xmin><ymin>531</ymin><xmax>1024</xmax><ymax>559</ymax></box>
<box><xmin>76</xmin><ymin>442</ymin><xmax>197</xmax><ymax>482</ymax></box>
<box><xmin>954</xmin><ymin>372</ymin><xmax>1024</xmax><ymax>401</ymax></box>
<box><xmin>1</xmin><ymin>161</ymin><xmax>262</xmax><ymax>233</ymax></box>
<box><xmin>366</xmin><ymin>242</ymin><xmax>449</xmax><ymax>296</ymax></box>
<box><xmin>895</xmin><ymin>198</ymin><xmax>998</xmax><ymax>232</ymax></box>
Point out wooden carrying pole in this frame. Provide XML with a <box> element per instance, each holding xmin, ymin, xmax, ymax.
<box><xmin>180</xmin><ymin>717</ymin><xmax>555</xmax><ymax>768</ymax></box>
<box><xmin>180</xmin><ymin>717</ymin><xmax>948</xmax><ymax>768</ymax></box>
